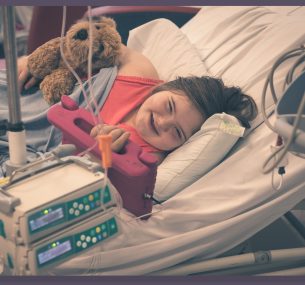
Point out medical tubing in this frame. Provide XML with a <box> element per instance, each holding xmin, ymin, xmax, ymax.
<box><xmin>60</xmin><ymin>6</ymin><xmax>103</xmax><ymax>159</ymax></box>
<box><xmin>261</xmin><ymin>47</ymin><xmax>305</xmax><ymax>134</ymax></box>
<box><xmin>112</xmin><ymin>193</ymin><xmax>163</xmax><ymax>223</ymax></box>
<box><xmin>72</xmin><ymin>7</ymin><xmax>117</xmax><ymax>217</ymax></box>
<box><xmin>120</xmin><ymin>204</ymin><xmax>164</xmax><ymax>223</ymax></box>
<box><xmin>286</xmin><ymin>53</ymin><xmax>305</xmax><ymax>85</ymax></box>
<box><xmin>75</xmin><ymin>7</ymin><xmax>101</xmax><ymax>158</ymax></box>
<box><xmin>261</xmin><ymin>74</ymin><xmax>278</xmax><ymax>132</ymax></box>
<box><xmin>99</xmin><ymin>167</ymin><xmax>107</xmax><ymax>212</ymax></box>
<box><xmin>59</xmin><ymin>7</ymin><xmax>97</xmax><ymax>126</ymax></box>
<box><xmin>76</xmin><ymin>141</ymin><xmax>98</xmax><ymax>157</ymax></box>
<box><xmin>261</xmin><ymin>48</ymin><xmax>305</xmax><ymax>174</ymax></box>
<box><xmin>282</xmin><ymin>51</ymin><xmax>305</xmax><ymax>92</ymax></box>
<box><xmin>271</xmin><ymin>167</ymin><xmax>283</xmax><ymax>191</ymax></box>
<box><xmin>87</xmin><ymin>6</ymin><xmax>94</xmax><ymax>113</ymax></box>
<box><xmin>283</xmin><ymin>67</ymin><xmax>293</xmax><ymax>92</ymax></box>
<box><xmin>86</xmin><ymin>6</ymin><xmax>102</xmax><ymax>123</ymax></box>
<box><xmin>59</xmin><ymin>7</ymin><xmax>155</xmax><ymax>222</ymax></box>
<box><xmin>262</xmin><ymin>90</ymin><xmax>305</xmax><ymax>174</ymax></box>
<box><xmin>261</xmin><ymin>79</ymin><xmax>275</xmax><ymax>132</ymax></box>
<box><xmin>261</xmin><ymin>52</ymin><xmax>303</xmax><ymax>133</ymax></box>
<box><xmin>269</xmin><ymin>49</ymin><xmax>304</xmax><ymax>104</ymax></box>
<box><xmin>292</xmin><ymin>152</ymin><xmax>305</xmax><ymax>159</ymax></box>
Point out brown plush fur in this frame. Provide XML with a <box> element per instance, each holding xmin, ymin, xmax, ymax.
<box><xmin>28</xmin><ymin>17</ymin><xmax>121</xmax><ymax>105</ymax></box>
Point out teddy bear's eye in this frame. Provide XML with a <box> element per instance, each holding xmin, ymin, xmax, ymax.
<box><xmin>95</xmin><ymin>25</ymin><xmax>100</xmax><ymax>30</ymax></box>
<box><xmin>74</xmin><ymin>29</ymin><xmax>88</xmax><ymax>41</ymax></box>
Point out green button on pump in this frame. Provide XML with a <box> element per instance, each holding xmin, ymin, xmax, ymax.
<box><xmin>0</xmin><ymin>220</ymin><xmax>6</xmax><ymax>238</ymax></box>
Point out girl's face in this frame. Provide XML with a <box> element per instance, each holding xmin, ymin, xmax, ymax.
<box><xmin>135</xmin><ymin>90</ymin><xmax>204</xmax><ymax>151</ymax></box>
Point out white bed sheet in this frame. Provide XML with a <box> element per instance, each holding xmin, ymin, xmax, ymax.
<box><xmin>51</xmin><ymin>6</ymin><xmax>305</xmax><ymax>275</ymax></box>
<box><xmin>51</xmin><ymin>116</ymin><xmax>305</xmax><ymax>275</ymax></box>
<box><xmin>181</xmin><ymin>6</ymin><xmax>305</xmax><ymax>130</ymax></box>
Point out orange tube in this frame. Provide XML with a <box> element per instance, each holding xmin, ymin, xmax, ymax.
<box><xmin>98</xmin><ymin>135</ymin><xmax>112</xmax><ymax>169</ymax></box>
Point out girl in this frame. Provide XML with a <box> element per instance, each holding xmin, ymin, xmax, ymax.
<box><xmin>18</xmin><ymin>45</ymin><xmax>258</xmax><ymax>164</ymax></box>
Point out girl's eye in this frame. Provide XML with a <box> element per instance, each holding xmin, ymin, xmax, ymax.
<box><xmin>168</xmin><ymin>100</ymin><xmax>173</xmax><ymax>113</ymax></box>
<box><xmin>175</xmin><ymin>127</ymin><xmax>182</xmax><ymax>139</ymax></box>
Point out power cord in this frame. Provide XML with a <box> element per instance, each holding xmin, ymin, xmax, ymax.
<box><xmin>261</xmin><ymin>45</ymin><xmax>305</xmax><ymax>178</ymax></box>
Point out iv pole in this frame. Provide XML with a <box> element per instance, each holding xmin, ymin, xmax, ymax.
<box><xmin>2</xmin><ymin>6</ymin><xmax>27</xmax><ymax>174</ymax></box>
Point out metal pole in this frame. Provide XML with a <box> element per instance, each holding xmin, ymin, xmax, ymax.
<box><xmin>2</xmin><ymin>6</ymin><xmax>22</xmax><ymax>124</ymax></box>
<box><xmin>2</xmin><ymin>6</ymin><xmax>27</xmax><ymax>170</ymax></box>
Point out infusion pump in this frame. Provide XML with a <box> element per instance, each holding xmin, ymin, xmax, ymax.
<box><xmin>0</xmin><ymin>150</ymin><xmax>120</xmax><ymax>275</ymax></box>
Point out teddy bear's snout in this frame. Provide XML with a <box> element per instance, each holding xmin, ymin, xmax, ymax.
<box><xmin>74</xmin><ymin>29</ymin><xmax>88</xmax><ymax>41</ymax></box>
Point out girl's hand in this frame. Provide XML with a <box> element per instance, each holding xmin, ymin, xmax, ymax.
<box><xmin>17</xmin><ymin>56</ymin><xmax>39</xmax><ymax>92</ymax></box>
<box><xmin>90</xmin><ymin>124</ymin><xmax>130</xmax><ymax>153</ymax></box>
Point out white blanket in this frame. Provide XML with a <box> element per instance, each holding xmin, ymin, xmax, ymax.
<box><xmin>51</xmin><ymin>117</ymin><xmax>305</xmax><ymax>275</ymax></box>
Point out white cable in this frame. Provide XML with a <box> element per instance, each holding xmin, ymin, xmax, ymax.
<box><xmin>59</xmin><ymin>7</ymin><xmax>156</xmax><ymax>224</ymax></box>
<box><xmin>261</xmin><ymin>47</ymin><xmax>305</xmax><ymax>134</ymax></box>
<box><xmin>115</xmin><ymin>206</ymin><xmax>164</xmax><ymax>225</ymax></box>
<box><xmin>59</xmin><ymin>6</ymin><xmax>97</xmax><ymax>125</ymax></box>
<box><xmin>271</xmin><ymin>169</ymin><xmax>283</xmax><ymax>191</ymax></box>
<box><xmin>59</xmin><ymin>7</ymin><xmax>117</xmax><ymax>218</ymax></box>
<box><xmin>86</xmin><ymin>6</ymin><xmax>103</xmax><ymax>123</ymax></box>
<box><xmin>262</xmin><ymin>90</ymin><xmax>305</xmax><ymax>174</ymax></box>
<box><xmin>87</xmin><ymin>6</ymin><xmax>94</xmax><ymax>111</ymax></box>
<box><xmin>292</xmin><ymin>152</ymin><xmax>305</xmax><ymax>159</ymax></box>
<box><xmin>59</xmin><ymin>6</ymin><xmax>106</xmax><ymax>159</ymax></box>
<box><xmin>76</xmin><ymin>141</ymin><xmax>98</xmax><ymax>157</ymax></box>
<box><xmin>261</xmin><ymin>46</ymin><xmax>305</xmax><ymax>174</ymax></box>
<box><xmin>85</xmin><ymin>7</ymin><xmax>121</xmax><ymax>217</ymax></box>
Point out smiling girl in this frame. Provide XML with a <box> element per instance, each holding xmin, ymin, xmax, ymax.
<box><xmin>18</xmin><ymin>44</ymin><xmax>257</xmax><ymax>164</ymax></box>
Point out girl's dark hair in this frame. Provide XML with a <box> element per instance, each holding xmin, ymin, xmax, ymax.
<box><xmin>151</xmin><ymin>76</ymin><xmax>258</xmax><ymax>128</ymax></box>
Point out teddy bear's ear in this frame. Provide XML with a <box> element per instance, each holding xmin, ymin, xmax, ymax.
<box><xmin>99</xmin><ymin>16</ymin><xmax>117</xmax><ymax>29</ymax></box>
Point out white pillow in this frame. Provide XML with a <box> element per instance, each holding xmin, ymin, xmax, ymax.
<box><xmin>127</xmin><ymin>18</ymin><xmax>208</xmax><ymax>81</ymax></box>
<box><xmin>154</xmin><ymin>113</ymin><xmax>245</xmax><ymax>201</ymax></box>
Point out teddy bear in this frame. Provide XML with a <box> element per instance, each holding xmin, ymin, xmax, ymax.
<box><xmin>27</xmin><ymin>17</ymin><xmax>122</xmax><ymax>105</ymax></box>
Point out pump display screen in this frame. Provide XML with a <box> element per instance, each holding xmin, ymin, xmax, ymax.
<box><xmin>37</xmin><ymin>240</ymin><xmax>72</xmax><ymax>266</ymax></box>
<box><xmin>29</xmin><ymin>208</ymin><xmax>65</xmax><ymax>232</ymax></box>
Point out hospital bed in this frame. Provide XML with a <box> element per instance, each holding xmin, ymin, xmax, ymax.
<box><xmin>1</xmin><ymin>6</ymin><xmax>305</xmax><ymax>276</ymax></box>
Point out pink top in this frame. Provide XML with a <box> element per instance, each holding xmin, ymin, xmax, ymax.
<box><xmin>100</xmin><ymin>75</ymin><xmax>164</xmax><ymax>153</ymax></box>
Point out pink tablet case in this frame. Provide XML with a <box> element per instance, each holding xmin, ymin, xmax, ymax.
<box><xmin>47</xmin><ymin>95</ymin><xmax>158</xmax><ymax>219</ymax></box>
